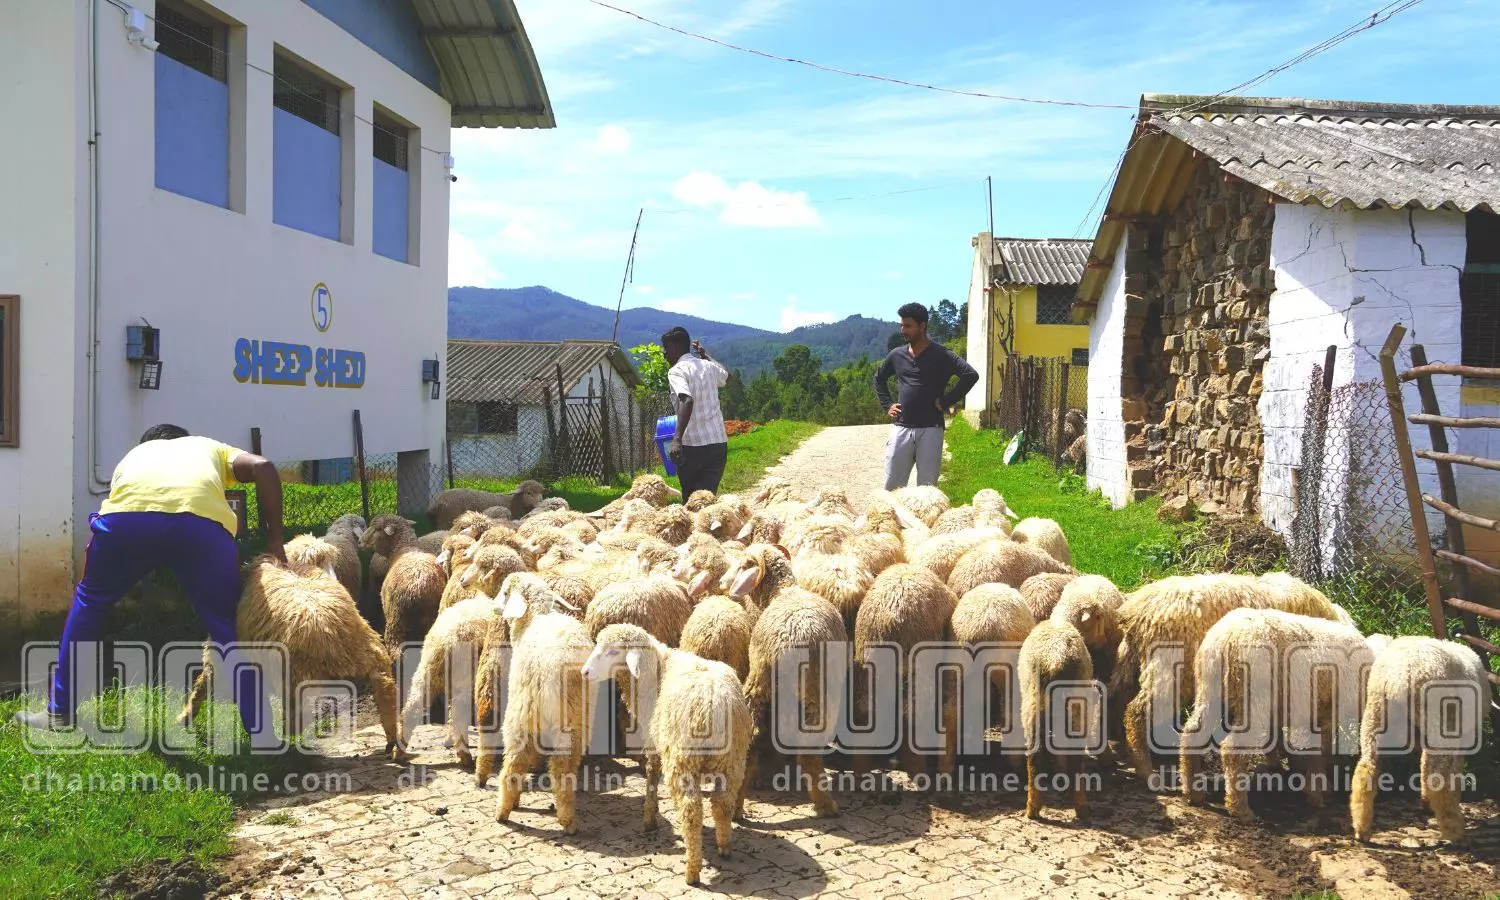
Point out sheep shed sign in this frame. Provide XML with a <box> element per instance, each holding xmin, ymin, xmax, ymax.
<box><xmin>232</xmin><ymin>283</ymin><xmax>367</xmax><ymax>388</ymax></box>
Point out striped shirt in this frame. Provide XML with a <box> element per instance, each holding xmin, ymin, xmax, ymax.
<box><xmin>667</xmin><ymin>355</ymin><xmax>729</xmax><ymax>447</ymax></box>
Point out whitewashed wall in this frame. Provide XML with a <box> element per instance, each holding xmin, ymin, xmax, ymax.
<box><xmin>963</xmin><ymin>236</ymin><xmax>993</xmax><ymax>423</ymax></box>
<box><xmin>1086</xmin><ymin>240</ymin><xmax>1129</xmax><ymax>506</ymax></box>
<box><xmin>1260</xmin><ymin>203</ymin><xmax>1466</xmax><ymax>559</ymax></box>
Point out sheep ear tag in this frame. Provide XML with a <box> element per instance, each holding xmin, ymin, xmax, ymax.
<box><xmin>502</xmin><ymin>592</ymin><xmax>527</xmax><ymax>620</ymax></box>
<box><xmin>625</xmin><ymin>648</ymin><xmax>644</xmax><ymax>679</ymax></box>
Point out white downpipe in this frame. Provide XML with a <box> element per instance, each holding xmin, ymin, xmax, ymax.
<box><xmin>86</xmin><ymin>0</ymin><xmax>109</xmax><ymax>494</ymax></box>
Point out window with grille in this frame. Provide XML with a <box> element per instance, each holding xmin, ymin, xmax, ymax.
<box><xmin>1071</xmin><ymin>347</ymin><xmax>1089</xmax><ymax>367</ymax></box>
<box><xmin>1</xmin><ymin>295</ymin><xmax>17</xmax><ymax>447</ymax></box>
<box><xmin>273</xmin><ymin>54</ymin><xmax>340</xmax><ymax>135</ymax></box>
<box><xmin>156</xmin><ymin>1</ymin><xmax>227</xmax><ymax>82</ymax></box>
<box><xmin>1035</xmin><ymin>284</ymin><xmax>1075</xmax><ymax>325</ymax></box>
<box><xmin>476</xmin><ymin>402</ymin><xmax>519</xmax><ymax>435</ymax></box>
<box><xmin>373</xmin><ymin>111</ymin><xmax>409</xmax><ymax>172</ymax></box>
<box><xmin>1463</xmin><ymin>211</ymin><xmax>1500</xmax><ymax>368</ymax></box>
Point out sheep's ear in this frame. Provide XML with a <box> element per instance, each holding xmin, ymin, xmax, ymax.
<box><xmin>665</xmin><ymin>484</ymin><xmax>682</xmax><ymax>498</ymax></box>
<box><xmin>322</xmin><ymin>563</ymin><xmax>338</xmax><ymax>582</ymax></box>
<box><xmin>771</xmin><ymin>544</ymin><xmax>792</xmax><ymax>560</ymax></box>
<box><xmin>688</xmin><ymin>570</ymin><xmax>713</xmax><ymax>598</ymax></box>
<box><xmin>709</xmin><ymin>519</ymin><xmax>723</xmax><ymax>533</ymax></box>
<box><xmin>735</xmin><ymin>520</ymin><xmax>754</xmax><ymax>542</ymax></box>
<box><xmin>625</xmin><ymin>648</ymin><xmax>644</xmax><ymax>679</ymax></box>
<box><xmin>502</xmin><ymin>591</ymin><xmax>527</xmax><ymax>620</ymax></box>
<box><xmin>1080</xmin><ymin>610</ymin><xmax>1092</xmax><ymax>623</ymax></box>
<box><xmin>891</xmin><ymin>504</ymin><xmax>924</xmax><ymax>530</ymax></box>
<box><xmin>728</xmin><ymin>565</ymin><xmax>761</xmax><ymax>597</ymax></box>
<box><xmin>404</xmin><ymin>518</ymin><xmax>417</xmax><ymax>526</ymax></box>
<box><xmin>461</xmin><ymin>566</ymin><xmax>477</xmax><ymax>586</ymax></box>
<box><xmin>555</xmin><ymin>595</ymin><xmax>579</xmax><ymax>612</ymax></box>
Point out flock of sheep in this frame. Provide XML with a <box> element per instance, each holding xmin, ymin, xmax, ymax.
<box><xmin>175</xmin><ymin>473</ymin><xmax>1490</xmax><ymax>885</ymax></box>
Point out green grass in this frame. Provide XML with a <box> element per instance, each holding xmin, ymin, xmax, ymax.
<box><xmin>1</xmin><ymin>687</ymin><xmax>312</xmax><ymax>899</ymax></box>
<box><xmin>651</xmin><ymin>421</ymin><xmax>823</xmax><ymax>496</ymax></box>
<box><xmin>939</xmin><ymin>417</ymin><xmax>1181</xmax><ymax>591</ymax></box>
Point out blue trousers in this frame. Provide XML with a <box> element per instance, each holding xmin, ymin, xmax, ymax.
<box><xmin>50</xmin><ymin>511</ymin><xmax>272</xmax><ymax>741</ymax></box>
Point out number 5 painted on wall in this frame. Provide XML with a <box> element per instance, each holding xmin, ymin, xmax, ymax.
<box><xmin>312</xmin><ymin>283</ymin><xmax>333</xmax><ymax>333</ymax></box>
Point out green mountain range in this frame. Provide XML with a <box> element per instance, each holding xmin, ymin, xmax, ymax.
<box><xmin>448</xmin><ymin>286</ymin><xmax>898</xmax><ymax>374</ymax></box>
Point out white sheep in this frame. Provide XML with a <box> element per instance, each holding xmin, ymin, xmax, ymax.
<box><xmin>582</xmin><ymin>624</ymin><xmax>752</xmax><ymax>885</ymax></box>
<box><xmin>1019</xmin><ymin>619</ymin><xmax>1095</xmax><ymax>820</ymax></box>
<box><xmin>1010</xmin><ymin>517</ymin><xmax>1072</xmax><ymax>567</ymax></box>
<box><xmin>1351</xmin><ymin>635</ymin><xmax>1488</xmax><ymax>844</ymax></box>
<box><xmin>397</xmin><ymin>593</ymin><xmax>502</xmax><ymax>771</ymax></box>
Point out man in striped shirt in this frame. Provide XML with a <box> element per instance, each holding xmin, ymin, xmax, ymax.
<box><xmin>662</xmin><ymin>326</ymin><xmax>730</xmax><ymax>497</ymax></box>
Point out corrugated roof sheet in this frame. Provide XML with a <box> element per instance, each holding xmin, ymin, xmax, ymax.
<box><xmin>1146</xmin><ymin>95</ymin><xmax>1500</xmax><ymax>213</ymax></box>
<box><xmin>993</xmin><ymin>238</ymin><xmax>1092</xmax><ymax>285</ymax></box>
<box><xmin>446</xmin><ymin>339</ymin><xmax>637</xmax><ymax>404</ymax></box>
<box><xmin>1075</xmin><ymin>94</ymin><xmax>1500</xmax><ymax>311</ymax></box>
<box><xmin>410</xmin><ymin>0</ymin><xmax>554</xmax><ymax>129</ymax></box>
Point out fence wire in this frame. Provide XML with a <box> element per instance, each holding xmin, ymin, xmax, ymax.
<box><xmin>987</xmin><ymin>354</ymin><xmax>1089</xmax><ymax>467</ymax></box>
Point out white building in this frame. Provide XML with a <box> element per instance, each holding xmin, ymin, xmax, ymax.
<box><xmin>0</xmin><ymin>1</ymin><xmax>552</xmax><ymax>656</ymax></box>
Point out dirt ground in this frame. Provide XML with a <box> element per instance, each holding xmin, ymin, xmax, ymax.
<box><xmin>757</xmin><ymin>424</ymin><xmax>918</xmax><ymax>512</ymax></box>
<box><xmin>195</xmin><ymin>704</ymin><xmax>1500</xmax><ymax>900</ymax></box>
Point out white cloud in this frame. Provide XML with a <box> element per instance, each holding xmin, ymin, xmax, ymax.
<box><xmin>448</xmin><ymin>230</ymin><xmax>503</xmax><ymax>288</ymax></box>
<box><xmin>632</xmin><ymin>284</ymin><xmax>656</xmax><ymax>295</ymax></box>
<box><xmin>671</xmin><ymin>171</ymin><xmax>822</xmax><ymax>229</ymax></box>
<box><xmin>592</xmin><ymin>124</ymin><xmax>633</xmax><ymax>155</ymax></box>
<box><xmin>657</xmin><ymin>296</ymin><xmax>706</xmax><ymax>315</ymax></box>
<box><xmin>780</xmin><ymin>296</ymin><xmax>836</xmax><ymax>331</ymax></box>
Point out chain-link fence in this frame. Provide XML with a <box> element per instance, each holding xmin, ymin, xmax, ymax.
<box><xmin>989</xmin><ymin>354</ymin><xmax>1089</xmax><ymax>466</ymax></box>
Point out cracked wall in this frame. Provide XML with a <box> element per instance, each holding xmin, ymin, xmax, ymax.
<box><xmin>1259</xmin><ymin>203</ymin><xmax>1465</xmax><ymax>544</ymax></box>
<box><xmin>1125</xmin><ymin>160</ymin><xmax>1275</xmax><ymax>511</ymax></box>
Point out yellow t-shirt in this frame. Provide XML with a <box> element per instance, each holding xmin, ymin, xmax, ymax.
<box><xmin>98</xmin><ymin>436</ymin><xmax>247</xmax><ymax>537</ymax></box>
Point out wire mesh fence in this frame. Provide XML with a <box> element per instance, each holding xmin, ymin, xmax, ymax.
<box><xmin>1286</xmin><ymin>368</ymin><xmax>1436</xmax><ymax>636</ymax></box>
<box><xmin>987</xmin><ymin>354</ymin><xmax>1089</xmax><ymax>466</ymax></box>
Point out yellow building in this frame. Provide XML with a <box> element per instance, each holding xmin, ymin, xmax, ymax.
<box><xmin>963</xmin><ymin>234</ymin><xmax>1093</xmax><ymax>422</ymax></box>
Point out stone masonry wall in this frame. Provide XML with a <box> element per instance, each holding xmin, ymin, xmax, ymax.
<box><xmin>1119</xmin><ymin>159</ymin><xmax>1276</xmax><ymax>512</ymax></box>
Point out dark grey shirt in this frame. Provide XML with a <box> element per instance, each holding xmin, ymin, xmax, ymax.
<box><xmin>873</xmin><ymin>342</ymin><xmax>979</xmax><ymax>429</ymax></box>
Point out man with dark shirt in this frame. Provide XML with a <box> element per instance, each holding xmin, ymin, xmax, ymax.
<box><xmin>873</xmin><ymin>302</ymin><xmax>979</xmax><ymax>490</ymax></box>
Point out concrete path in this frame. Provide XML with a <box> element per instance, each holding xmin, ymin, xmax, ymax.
<box><xmin>754</xmin><ymin>423</ymin><xmax>948</xmax><ymax>512</ymax></box>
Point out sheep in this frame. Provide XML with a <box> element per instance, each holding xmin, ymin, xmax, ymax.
<box><xmin>950</xmin><ymin>582</ymin><xmax>1035</xmax><ymax>740</ymax></box>
<box><xmin>583</xmin><ymin>575</ymin><xmax>696</xmax><ymax>647</ymax></box>
<box><xmin>434</xmin><ymin>533</ymin><xmax>477</xmax><ymax>582</ymax></box>
<box><xmin>622</xmin><ymin>503</ymin><xmax>695</xmax><ymax>546</ymax></box>
<box><xmin>674</xmin><ymin>533</ymin><xmax>733</xmax><ymax>596</ymax></box>
<box><xmin>524</xmin><ymin>496</ymin><xmax>571</xmax><ymax>517</ymax></box>
<box><xmin>581</xmin><ymin>623</ymin><xmax>751</xmax><ymax>884</ymax></box>
<box><xmin>1018</xmin><ymin>619</ymin><xmax>1095</xmax><ymax>820</ymax></box>
<box><xmin>439</xmin><ymin>543</ymin><xmax>526</xmax><ymax>612</ymax></box>
<box><xmin>467</xmin><ymin>524</ymin><xmax>538</xmax><ymax>570</ymax></box>
<box><xmin>633</xmin><ymin>537</ymin><xmax>681</xmax><ymax>576</ymax></box>
<box><xmin>784</xmin><ymin>515</ymin><xmax>855</xmax><ymax>559</ymax></box>
<box><xmin>695</xmin><ymin>501</ymin><xmax>747</xmax><ymax>543</ymax></box>
<box><xmin>472</xmin><ymin>609</ymin><xmax>511</xmax><ymax>788</ymax></box>
<box><xmin>792</xmin><ymin>552</ymin><xmax>874</xmax><ymax>638</ymax></box>
<box><xmin>428</xmin><ymin>480</ymin><xmax>546</xmax><ymax>530</ymax></box>
<box><xmin>848</xmin><ymin>495</ymin><xmax>917</xmax><ymax>573</ymax></box>
<box><xmin>360</xmin><ymin>515</ymin><xmax>447</xmax><ymax>654</ymax></box>
<box><xmin>178</xmin><ymin>556</ymin><xmax>403</xmax><ymax>760</ymax></box>
<box><xmin>285</xmin><ymin>535</ymin><xmax>344</xmax><ymax>585</ymax></box>
<box><xmin>909</xmin><ymin>527</ymin><xmax>1009</xmax><ymax>584</ymax></box>
<box><xmin>1050</xmin><ymin>576</ymin><xmax>1124</xmax><ymax>685</ymax></box>
<box><xmin>322</xmin><ymin>514</ymin><xmax>368</xmax><ymax>599</ymax></box>
<box><xmin>1111</xmin><ymin>571</ymin><xmax>1357</xmax><ymax>783</ymax></box>
<box><xmin>1019</xmin><ymin>572</ymin><xmax>1081</xmax><ymax>622</ymax></box>
<box><xmin>851</xmin><ymin>564</ymin><xmax>960</xmax><ymax>780</ymax></box>
<box><xmin>684</xmin><ymin>489</ymin><xmax>717</xmax><ymax>512</ymax></box>
<box><xmin>539</xmin><ymin>572</ymin><xmax>594</xmax><ymax>620</ymax></box>
<box><xmin>1011</xmin><ymin>517</ymin><xmax>1072</xmax><ymax>567</ymax></box>
<box><xmin>397</xmin><ymin>593</ymin><xmax>504</xmax><ymax>770</ymax></box>
<box><xmin>734</xmin><ymin>543</ymin><xmax>847</xmax><ymax>816</ymax></box>
<box><xmin>1179</xmin><ymin>608</ymin><xmax>1383</xmax><ymax>821</ymax></box>
<box><xmin>450</xmin><ymin>510</ymin><xmax>497</xmax><ymax>540</ymax></box>
<box><xmin>517</xmin><ymin>508</ymin><xmax>590</xmax><ymax>538</ymax></box>
<box><xmin>493</xmin><ymin>573</ymin><xmax>590</xmax><ymax>833</ymax></box>
<box><xmin>891</xmin><ymin>484</ymin><xmax>951</xmax><ymax>528</ymax></box>
<box><xmin>589</xmin><ymin>473</ymin><xmax>682</xmax><ymax>527</ymax></box>
<box><xmin>680</xmin><ymin>597</ymin><xmax>754</xmax><ymax>682</ymax></box>
<box><xmin>734</xmin><ymin>511</ymin><xmax>784</xmax><ymax>546</ymax></box>
<box><xmin>749</xmin><ymin>475</ymin><xmax>796</xmax><ymax>508</ymax></box>
<box><xmin>947</xmin><ymin>539</ymin><xmax>1074</xmax><ymax>598</ymax></box>
<box><xmin>1351</xmin><ymin>636</ymin><xmax>1488</xmax><ymax>844</ymax></box>
<box><xmin>416</xmin><ymin>529</ymin><xmax>451</xmax><ymax>557</ymax></box>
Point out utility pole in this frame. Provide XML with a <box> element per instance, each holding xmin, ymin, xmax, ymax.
<box><xmin>612</xmin><ymin>208</ymin><xmax>644</xmax><ymax>346</ymax></box>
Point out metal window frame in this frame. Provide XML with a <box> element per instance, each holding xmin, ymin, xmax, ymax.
<box><xmin>155</xmin><ymin>0</ymin><xmax>229</xmax><ymax>83</ymax></box>
<box><xmin>1035</xmin><ymin>284</ymin><xmax>1074</xmax><ymax>325</ymax></box>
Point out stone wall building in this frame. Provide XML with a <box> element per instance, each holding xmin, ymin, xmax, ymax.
<box><xmin>1074</xmin><ymin>94</ymin><xmax>1500</xmax><ymax>565</ymax></box>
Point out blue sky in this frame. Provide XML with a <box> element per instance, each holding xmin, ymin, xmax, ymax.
<box><xmin>447</xmin><ymin>0</ymin><xmax>1500</xmax><ymax>334</ymax></box>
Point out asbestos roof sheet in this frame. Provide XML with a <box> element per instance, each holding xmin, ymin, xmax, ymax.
<box><xmin>1148</xmin><ymin>96</ymin><xmax>1500</xmax><ymax>213</ymax></box>
<box><xmin>993</xmin><ymin>238</ymin><xmax>1092</xmax><ymax>286</ymax></box>
<box><xmin>411</xmin><ymin>0</ymin><xmax>554</xmax><ymax>128</ymax></box>
<box><xmin>446</xmin><ymin>339</ymin><xmax>637</xmax><ymax>405</ymax></box>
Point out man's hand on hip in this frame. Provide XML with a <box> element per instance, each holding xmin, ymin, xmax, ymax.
<box><xmin>887</xmin><ymin>403</ymin><xmax>902</xmax><ymax>419</ymax></box>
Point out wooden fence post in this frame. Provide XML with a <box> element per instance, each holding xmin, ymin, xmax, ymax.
<box><xmin>1377</xmin><ymin>325</ymin><xmax>1448</xmax><ymax>638</ymax></box>
<box><xmin>352</xmin><ymin>410</ymin><xmax>371</xmax><ymax>524</ymax></box>
<box><xmin>1053</xmin><ymin>362</ymin><xmax>1070</xmax><ymax>468</ymax></box>
<box><xmin>445</xmin><ymin>437</ymin><xmax>455</xmax><ymax>489</ymax></box>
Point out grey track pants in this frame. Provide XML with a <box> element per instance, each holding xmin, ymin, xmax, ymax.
<box><xmin>884</xmin><ymin>425</ymin><xmax>944</xmax><ymax>490</ymax></box>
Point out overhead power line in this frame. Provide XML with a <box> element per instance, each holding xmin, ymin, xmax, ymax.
<box><xmin>583</xmin><ymin>0</ymin><xmax>1135</xmax><ymax>110</ymax></box>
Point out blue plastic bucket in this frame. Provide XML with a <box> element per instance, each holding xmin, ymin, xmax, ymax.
<box><xmin>654</xmin><ymin>415</ymin><xmax>678</xmax><ymax>476</ymax></box>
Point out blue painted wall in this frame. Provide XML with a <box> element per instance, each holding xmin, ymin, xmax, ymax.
<box><xmin>155</xmin><ymin>54</ymin><xmax>230</xmax><ymax>208</ymax></box>
<box><xmin>373</xmin><ymin>159</ymin><xmax>410</xmax><ymax>262</ymax></box>
<box><xmin>299</xmin><ymin>0</ymin><xmax>442</xmax><ymax>94</ymax></box>
<box><xmin>273</xmin><ymin>108</ymin><xmax>342</xmax><ymax>240</ymax></box>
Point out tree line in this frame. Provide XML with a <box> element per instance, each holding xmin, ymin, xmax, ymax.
<box><xmin>630</xmin><ymin>299</ymin><xmax>969</xmax><ymax>426</ymax></box>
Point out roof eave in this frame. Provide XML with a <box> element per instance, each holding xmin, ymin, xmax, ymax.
<box><xmin>417</xmin><ymin>0</ymin><xmax>556</xmax><ymax>130</ymax></box>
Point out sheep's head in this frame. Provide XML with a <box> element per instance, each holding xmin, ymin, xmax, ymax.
<box><xmin>614</xmin><ymin>498</ymin><xmax>655</xmax><ymax>534</ymax></box>
<box><xmin>727</xmin><ymin>543</ymin><xmax>793</xmax><ymax>599</ymax></box>
<box><xmin>581</xmin><ymin>623</ymin><xmax>661</xmax><ymax>683</ymax></box>
<box><xmin>513</xmin><ymin>480</ymin><xmax>547</xmax><ymax>512</ymax></box>
<box><xmin>751</xmin><ymin>476</ymin><xmax>794</xmax><ymax>508</ymax></box>
<box><xmin>285</xmin><ymin>535</ymin><xmax>341</xmax><ymax>583</ymax></box>
<box><xmin>652</xmin><ymin>505</ymin><xmax>694</xmax><ymax>545</ymax></box>
<box><xmin>806</xmin><ymin>487</ymin><xmax>854</xmax><ymax>518</ymax></box>
<box><xmin>435</xmin><ymin>533</ymin><xmax>476</xmax><ymax>572</ymax></box>
<box><xmin>525</xmin><ymin>497</ymin><xmax>570</xmax><ymax>517</ymax></box>
<box><xmin>786</xmin><ymin>515</ymin><xmax>854</xmax><ymax>558</ymax></box>
<box><xmin>361</xmin><ymin>515</ymin><xmax>417</xmax><ymax>553</ymax></box>
<box><xmin>624</xmin><ymin>473</ymin><xmax>681</xmax><ymax>506</ymax></box>
<box><xmin>328</xmin><ymin>513</ymin><xmax>367</xmax><ymax>542</ymax></box>
<box><xmin>633</xmin><ymin>537</ymin><xmax>677</xmax><ymax>575</ymax></box>
<box><xmin>685</xmin><ymin>490</ymin><xmax>717</xmax><ymax>513</ymax></box>
<box><xmin>461</xmin><ymin>544</ymin><xmax>526</xmax><ymax>591</ymax></box>
<box><xmin>973</xmin><ymin>488</ymin><xmax>1019</xmax><ymax>523</ymax></box>
<box><xmin>496</xmin><ymin>572</ymin><xmax>577</xmax><ymax>641</ymax></box>
<box><xmin>451</xmin><ymin>511</ymin><xmax>495</xmax><ymax>540</ymax></box>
